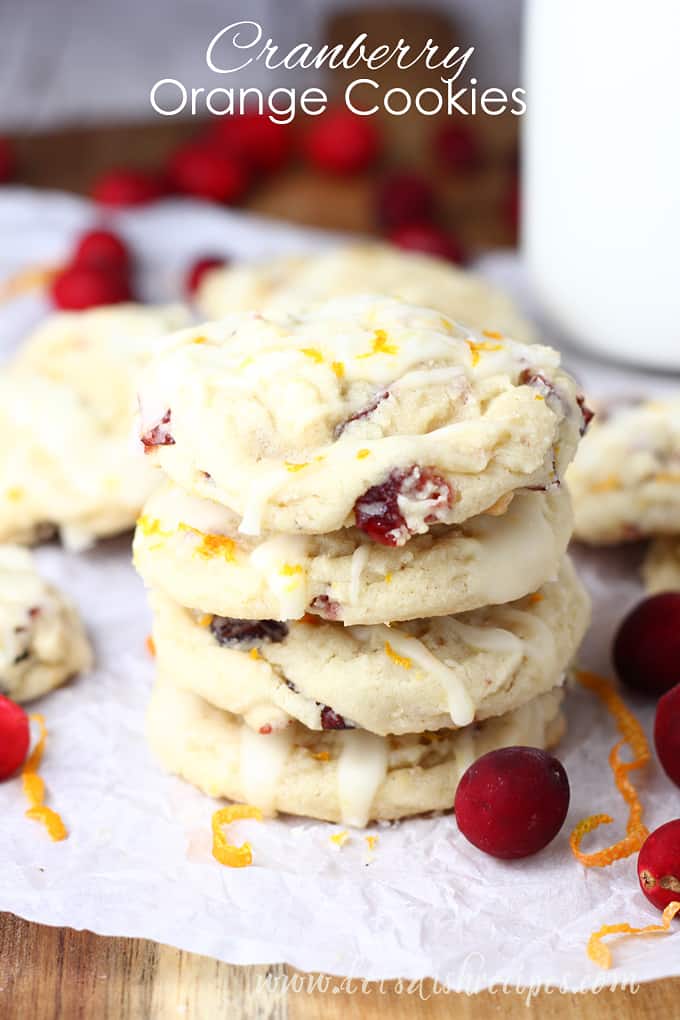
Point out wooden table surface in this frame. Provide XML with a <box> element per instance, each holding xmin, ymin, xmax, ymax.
<box><xmin>1</xmin><ymin>117</ymin><xmax>677</xmax><ymax>1018</ymax></box>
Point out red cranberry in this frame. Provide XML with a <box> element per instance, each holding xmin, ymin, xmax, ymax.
<box><xmin>376</xmin><ymin>172</ymin><xmax>434</xmax><ymax>229</ymax></box>
<box><xmin>655</xmin><ymin>684</ymin><xmax>680</xmax><ymax>788</ymax></box>
<box><xmin>353</xmin><ymin>465</ymin><xmax>454</xmax><ymax>546</ymax></box>
<box><xmin>434</xmin><ymin>122</ymin><xmax>480</xmax><ymax>172</ymax></box>
<box><xmin>0</xmin><ymin>138</ymin><xmax>15</xmax><ymax>183</ymax></box>
<box><xmin>186</xmin><ymin>256</ymin><xmax>227</xmax><ymax>296</ymax></box>
<box><xmin>308</xmin><ymin>595</ymin><xmax>341</xmax><ymax>621</ymax></box>
<box><xmin>50</xmin><ymin>264</ymin><xmax>133</xmax><ymax>310</ymax></box>
<box><xmin>141</xmin><ymin>410</ymin><xmax>175</xmax><ymax>452</ymax></box>
<box><xmin>388</xmin><ymin>222</ymin><xmax>465</xmax><ymax>264</ymax></box>
<box><xmin>0</xmin><ymin>695</ymin><xmax>30</xmax><ymax>780</ymax></box>
<box><xmin>454</xmin><ymin>746</ymin><xmax>570</xmax><ymax>859</ymax></box>
<box><xmin>637</xmin><ymin>820</ymin><xmax>680</xmax><ymax>911</ymax></box>
<box><xmin>320</xmin><ymin>706</ymin><xmax>351</xmax><ymax>730</ymax></box>
<box><xmin>304</xmin><ymin>109</ymin><xmax>381</xmax><ymax>176</ymax></box>
<box><xmin>72</xmin><ymin>229</ymin><xmax>130</xmax><ymax>272</ymax></box>
<box><xmin>209</xmin><ymin>616</ymin><xmax>288</xmax><ymax>650</ymax></box>
<box><xmin>91</xmin><ymin>169</ymin><xmax>166</xmax><ymax>207</ymax></box>
<box><xmin>167</xmin><ymin>143</ymin><xmax>248</xmax><ymax>204</ymax></box>
<box><xmin>210</xmin><ymin>113</ymin><xmax>293</xmax><ymax>173</ymax></box>
<box><xmin>613</xmin><ymin>594</ymin><xmax>680</xmax><ymax>697</ymax></box>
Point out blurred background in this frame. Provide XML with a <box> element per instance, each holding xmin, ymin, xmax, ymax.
<box><xmin>0</xmin><ymin>0</ymin><xmax>522</xmax><ymax>253</ymax></box>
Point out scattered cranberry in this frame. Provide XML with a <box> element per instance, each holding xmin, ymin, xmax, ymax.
<box><xmin>91</xmin><ymin>168</ymin><xmax>166</xmax><ymax>207</ymax></box>
<box><xmin>655</xmin><ymin>684</ymin><xmax>680</xmax><ymax>788</ymax></box>
<box><xmin>637</xmin><ymin>820</ymin><xmax>680</xmax><ymax>911</ymax></box>
<box><xmin>308</xmin><ymin>595</ymin><xmax>341</xmax><ymax>621</ymax></box>
<box><xmin>613</xmin><ymin>594</ymin><xmax>680</xmax><ymax>697</ymax></box>
<box><xmin>576</xmin><ymin>394</ymin><xmax>594</xmax><ymax>434</ymax></box>
<box><xmin>376</xmin><ymin>172</ymin><xmax>434</xmax><ymax>229</ymax></box>
<box><xmin>320</xmin><ymin>706</ymin><xmax>351</xmax><ymax>730</ymax></box>
<box><xmin>304</xmin><ymin>109</ymin><xmax>381</xmax><ymax>176</ymax></box>
<box><xmin>0</xmin><ymin>138</ymin><xmax>15</xmax><ymax>183</ymax></box>
<box><xmin>167</xmin><ymin>143</ymin><xmax>248</xmax><ymax>204</ymax></box>
<box><xmin>434</xmin><ymin>122</ymin><xmax>480</xmax><ymax>172</ymax></box>
<box><xmin>0</xmin><ymin>695</ymin><xmax>30</xmax><ymax>780</ymax></box>
<box><xmin>186</xmin><ymin>256</ymin><xmax>227</xmax><ymax>296</ymax></box>
<box><xmin>210</xmin><ymin>617</ymin><xmax>289</xmax><ymax>650</ymax></box>
<box><xmin>454</xmin><ymin>746</ymin><xmax>570</xmax><ymax>859</ymax></box>
<box><xmin>354</xmin><ymin>465</ymin><xmax>454</xmax><ymax>546</ymax></box>
<box><xmin>72</xmin><ymin>229</ymin><xmax>130</xmax><ymax>272</ymax></box>
<box><xmin>141</xmin><ymin>410</ymin><xmax>175</xmax><ymax>452</ymax></box>
<box><xmin>50</xmin><ymin>264</ymin><xmax>133</xmax><ymax>310</ymax></box>
<box><xmin>210</xmin><ymin>113</ymin><xmax>293</xmax><ymax>173</ymax></box>
<box><xmin>388</xmin><ymin>222</ymin><xmax>465</xmax><ymax>264</ymax></box>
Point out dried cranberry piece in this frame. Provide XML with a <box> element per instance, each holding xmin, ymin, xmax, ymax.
<box><xmin>210</xmin><ymin>617</ymin><xmax>289</xmax><ymax>650</ymax></box>
<box><xmin>141</xmin><ymin>410</ymin><xmax>175</xmax><ymax>453</ymax></box>
<box><xmin>576</xmin><ymin>394</ymin><xmax>594</xmax><ymax>434</ymax></box>
<box><xmin>519</xmin><ymin>369</ymin><xmax>557</xmax><ymax>400</ymax></box>
<box><xmin>320</xmin><ymin>706</ymin><xmax>352</xmax><ymax>730</ymax></box>
<box><xmin>308</xmin><ymin>595</ymin><xmax>342</xmax><ymax>621</ymax></box>
<box><xmin>335</xmin><ymin>391</ymin><xmax>390</xmax><ymax>438</ymax></box>
<box><xmin>354</xmin><ymin>465</ymin><xmax>454</xmax><ymax>546</ymax></box>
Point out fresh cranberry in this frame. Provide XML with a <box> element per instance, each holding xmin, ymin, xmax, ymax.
<box><xmin>388</xmin><ymin>222</ymin><xmax>465</xmax><ymax>264</ymax></box>
<box><xmin>141</xmin><ymin>411</ymin><xmax>175</xmax><ymax>453</ymax></box>
<box><xmin>210</xmin><ymin>617</ymin><xmax>288</xmax><ymax>650</ymax></box>
<box><xmin>304</xmin><ymin>109</ymin><xmax>381</xmax><ymax>176</ymax></box>
<box><xmin>0</xmin><ymin>138</ymin><xmax>15</xmax><ymax>183</ymax></box>
<box><xmin>354</xmin><ymin>465</ymin><xmax>454</xmax><ymax>546</ymax></box>
<box><xmin>91</xmin><ymin>169</ymin><xmax>166</xmax><ymax>207</ymax></box>
<box><xmin>210</xmin><ymin>113</ymin><xmax>293</xmax><ymax>173</ymax></box>
<box><xmin>434</xmin><ymin>122</ymin><xmax>480</xmax><ymax>172</ymax></box>
<box><xmin>320</xmin><ymin>706</ymin><xmax>351</xmax><ymax>730</ymax></box>
<box><xmin>655</xmin><ymin>684</ymin><xmax>680</xmax><ymax>788</ymax></box>
<box><xmin>167</xmin><ymin>143</ymin><xmax>249</xmax><ymax>204</ymax></box>
<box><xmin>72</xmin><ymin>229</ymin><xmax>130</xmax><ymax>272</ymax></box>
<box><xmin>186</xmin><ymin>256</ymin><xmax>227</xmax><ymax>296</ymax></box>
<box><xmin>454</xmin><ymin>746</ymin><xmax>570</xmax><ymax>859</ymax></box>
<box><xmin>50</xmin><ymin>264</ymin><xmax>133</xmax><ymax>310</ymax></box>
<box><xmin>0</xmin><ymin>695</ymin><xmax>30</xmax><ymax>780</ymax></box>
<box><xmin>334</xmin><ymin>391</ymin><xmax>389</xmax><ymax>437</ymax></box>
<box><xmin>376</xmin><ymin>172</ymin><xmax>434</xmax><ymax>229</ymax></box>
<box><xmin>613</xmin><ymin>594</ymin><xmax>680</xmax><ymax>697</ymax></box>
<box><xmin>637</xmin><ymin>820</ymin><xmax>680</xmax><ymax>911</ymax></box>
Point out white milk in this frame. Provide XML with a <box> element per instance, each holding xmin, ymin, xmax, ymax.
<box><xmin>522</xmin><ymin>1</ymin><xmax>680</xmax><ymax>369</ymax></box>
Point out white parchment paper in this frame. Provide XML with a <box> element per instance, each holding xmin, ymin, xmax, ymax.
<box><xmin>0</xmin><ymin>189</ymin><xmax>678</xmax><ymax>990</ymax></box>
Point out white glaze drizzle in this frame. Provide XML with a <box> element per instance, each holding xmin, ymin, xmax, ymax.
<box><xmin>336</xmin><ymin>729</ymin><xmax>388</xmax><ymax>827</ymax></box>
<box><xmin>349</xmin><ymin>545</ymin><xmax>371</xmax><ymax>604</ymax></box>
<box><xmin>239</xmin><ymin>470</ymin><xmax>290</xmax><ymax>535</ymax></box>
<box><xmin>249</xmin><ymin>535</ymin><xmax>311</xmax><ymax>618</ymax></box>
<box><xmin>239</xmin><ymin>724</ymin><xmax>293</xmax><ymax>815</ymax></box>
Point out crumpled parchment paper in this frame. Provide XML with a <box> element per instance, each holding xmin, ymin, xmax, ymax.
<box><xmin>0</xmin><ymin>189</ymin><xmax>678</xmax><ymax>990</ymax></box>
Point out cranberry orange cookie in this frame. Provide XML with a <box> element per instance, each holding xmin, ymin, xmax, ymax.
<box><xmin>568</xmin><ymin>396</ymin><xmax>680</xmax><ymax>544</ymax></box>
<box><xmin>134</xmin><ymin>481</ymin><xmax>574</xmax><ymax>624</ymax></box>
<box><xmin>642</xmin><ymin>538</ymin><xmax>680</xmax><ymax>593</ymax></box>
<box><xmin>0</xmin><ymin>303</ymin><xmax>189</xmax><ymax>548</ymax></box>
<box><xmin>196</xmin><ymin>245</ymin><xmax>537</xmax><ymax>342</ymax></box>
<box><xmin>147</xmin><ymin>678</ymin><xmax>565</xmax><ymax>825</ymax></box>
<box><xmin>139</xmin><ymin>295</ymin><xmax>589</xmax><ymax>537</ymax></box>
<box><xmin>0</xmin><ymin>545</ymin><xmax>92</xmax><ymax>702</ymax></box>
<box><xmin>148</xmin><ymin>557</ymin><xmax>589</xmax><ymax>736</ymax></box>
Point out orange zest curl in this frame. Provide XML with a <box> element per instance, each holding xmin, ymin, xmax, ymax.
<box><xmin>587</xmin><ymin>901</ymin><xmax>680</xmax><ymax>969</ymax></box>
<box><xmin>145</xmin><ymin>634</ymin><xmax>156</xmax><ymax>657</ymax></box>
<box><xmin>570</xmin><ymin>671</ymin><xmax>650</xmax><ymax>867</ymax></box>
<box><xmin>21</xmin><ymin>715</ymin><xmax>67</xmax><ymax>842</ymax></box>
<box><xmin>0</xmin><ymin>264</ymin><xmax>59</xmax><ymax>303</ymax></box>
<box><xmin>212</xmin><ymin>804</ymin><xmax>263</xmax><ymax>868</ymax></box>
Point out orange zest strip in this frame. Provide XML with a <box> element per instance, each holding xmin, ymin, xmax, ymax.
<box><xmin>145</xmin><ymin>634</ymin><xmax>156</xmax><ymax>657</ymax></box>
<box><xmin>587</xmin><ymin>901</ymin><xmax>680</xmax><ymax>969</ymax></box>
<box><xmin>570</xmin><ymin>671</ymin><xmax>650</xmax><ymax>867</ymax></box>
<box><xmin>0</xmin><ymin>264</ymin><xmax>59</xmax><ymax>303</ymax></box>
<box><xmin>212</xmin><ymin>804</ymin><xmax>263</xmax><ymax>868</ymax></box>
<box><xmin>21</xmin><ymin>715</ymin><xmax>67</xmax><ymax>842</ymax></box>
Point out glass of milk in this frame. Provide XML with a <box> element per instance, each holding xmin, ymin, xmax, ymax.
<box><xmin>522</xmin><ymin>0</ymin><xmax>680</xmax><ymax>369</ymax></box>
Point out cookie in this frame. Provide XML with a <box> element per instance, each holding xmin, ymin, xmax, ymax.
<box><xmin>147</xmin><ymin>678</ymin><xmax>565</xmax><ymax>825</ymax></box>
<box><xmin>149</xmin><ymin>556</ymin><xmax>588</xmax><ymax>736</ymax></box>
<box><xmin>134</xmin><ymin>481</ymin><xmax>574</xmax><ymax>624</ymax></box>
<box><xmin>642</xmin><ymin>538</ymin><xmax>680</xmax><ymax>593</ymax></box>
<box><xmin>195</xmin><ymin>245</ymin><xmax>537</xmax><ymax>342</ymax></box>
<box><xmin>568</xmin><ymin>396</ymin><xmax>680</xmax><ymax>544</ymax></box>
<box><xmin>0</xmin><ymin>303</ymin><xmax>189</xmax><ymax>548</ymax></box>
<box><xmin>0</xmin><ymin>545</ymin><xmax>92</xmax><ymax>702</ymax></box>
<box><xmin>139</xmin><ymin>294</ymin><xmax>588</xmax><ymax>538</ymax></box>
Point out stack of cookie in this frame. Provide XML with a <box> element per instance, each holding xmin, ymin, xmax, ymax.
<box><xmin>568</xmin><ymin>395</ymin><xmax>680</xmax><ymax>592</ymax></box>
<box><xmin>135</xmin><ymin>293</ymin><xmax>591</xmax><ymax>826</ymax></box>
